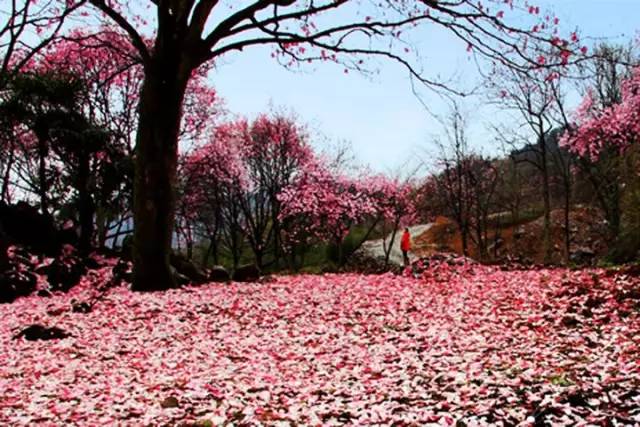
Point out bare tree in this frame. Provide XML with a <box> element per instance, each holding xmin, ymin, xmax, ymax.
<box><xmin>490</xmin><ymin>64</ymin><xmax>562</xmax><ymax>264</ymax></box>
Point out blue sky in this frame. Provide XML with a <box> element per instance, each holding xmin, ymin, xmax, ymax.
<box><xmin>210</xmin><ymin>0</ymin><xmax>640</xmax><ymax>174</ymax></box>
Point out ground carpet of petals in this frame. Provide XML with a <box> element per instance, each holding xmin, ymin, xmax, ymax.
<box><xmin>1</xmin><ymin>263</ymin><xmax>639</xmax><ymax>426</ymax></box>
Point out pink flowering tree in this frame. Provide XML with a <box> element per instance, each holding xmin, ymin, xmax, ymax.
<box><xmin>278</xmin><ymin>166</ymin><xmax>396</xmax><ymax>268</ymax></box>
<box><xmin>27</xmin><ymin>0</ymin><xmax>584</xmax><ymax>290</ymax></box>
<box><xmin>178</xmin><ymin>113</ymin><xmax>312</xmax><ymax>270</ymax></box>
<box><xmin>238</xmin><ymin>112</ymin><xmax>313</xmax><ymax>268</ymax></box>
<box><xmin>179</xmin><ymin>122</ymin><xmax>248</xmax><ymax>269</ymax></box>
<box><xmin>561</xmin><ymin>46</ymin><xmax>640</xmax><ymax>241</ymax></box>
<box><xmin>562</xmin><ymin>68</ymin><xmax>639</xmax><ymax>160</ymax></box>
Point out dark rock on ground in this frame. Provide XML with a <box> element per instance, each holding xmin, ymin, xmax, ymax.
<box><xmin>0</xmin><ymin>268</ymin><xmax>37</xmax><ymax>303</ymax></box>
<box><xmin>71</xmin><ymin>300</ymin><xmax>92</xmax><ymax>313</ymax></box>
<box><xmin>209</xmin><ymin>265</ymin><xmax>230</xmax><ymax>282</ymax></box>
<box><xmin>570</xmin><ymin>247</ymin><xmax>596</xmax><ymax>265</ymax></box>
<box><xmin>233</xmin><ymin>264</ymin><xmax>261</xmax><ymax>282</ymax></box>
<box><xmin>170</xmin><ymin>266</ymin><xmax>191</xmax><ymax>286</ymax></box>
<box><xmin>83</xmin><ymin>256</ymin><xmax>102</xmax><ymax>270</ymax></box>
<box><xmin>111</xmin><ymin>259</ymin><xmax>132</xmax><ymax>284</ymax></box>
<box><xmin>14</xmin><ymin>324</ymin><xmax>70</xmax><ymax>341</ymax></box>
<box><xmin>170</xmin><ymin>254</ymin><xmax>208</xmax><ymax>284</ymax></box>
<box><xmin>344</xmin><ymin>252</ymin><xmax>398</xmax><ymax>275</ymax></box>
<box><xmin>160</xmin><ymin>396</ymin><xmax>179</xmax><ymax>408</ymax></box>
<box><xmin>46</xmin><ymin>255</ymin><xmax>87</xmax><ymax>292</ymax></box>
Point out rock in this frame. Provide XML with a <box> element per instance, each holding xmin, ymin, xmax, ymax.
<box><xmin>232</xmin><ymin>264</ymin><xmax>261</xmax><ymax>282</ymax></box>
<box><xmin>71</xmin><ymin>300</ymin><xmax>92</xmax><ymax>313</ymax></box>
<box><xmin>170</xmin><ymin>254</ymin><xmax>208</xmax><ymax>284</ymax></box>
<box><xmin>111</xmin><ymin>259</ymin><xmax>132</xmax><ymax>284</ymax></box>
<box><xmin>160</xmin><ymin>396</ymin><xmax>179</xmax><ymax>409</ymax></box>
<box><xmin>170</xmin><ymin>266</ymin><xmax>190</xmax><ymax>286</ymax></box>
<box><xmin>83</xmin><ymin>256</ymin><xmax>102</xmax><ymax>270</ymax></box>
<box><xmin>209</xmin><ymin>265</ymin><xmax>230</xmax><ymax>282</ymax></box>
<box><xmin>37</xmin><ymin>289</ymin><xmax>52</xmax><ymax>298</ymax></box>
<box><xmin>258</xmin><ymin>275</ymin><xmax>277</xmax><ymax>284</ymax></box>
<box><xmin>14</xmin><ymin>324</ymin><xmax>70</xmax><ymax>341</ymax></box>
<box><xmin>46</xmin><ymin>255</ymin><xmax>87</xmax><ymax>292</ymax></box>
<box><xmin>570</xmin><ymin>247</ymin><xmax>596</xmax><ymax>265</ymax></box>
<box><xmin>0</xmin><ymin>268</ymin><xmax>37</xmax><ymax>303</ymax></box>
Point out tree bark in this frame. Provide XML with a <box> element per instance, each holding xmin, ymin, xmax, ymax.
<box><xmin>131</xmin><ymin>60</ymin><xmax>190</xmax><ymax>291</ymax></box>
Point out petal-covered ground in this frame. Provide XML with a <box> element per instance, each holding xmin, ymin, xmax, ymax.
<box><xmin>1</xmin><ymin>264</ymin><xmax>639</xmax><ymax>426</ymax></box>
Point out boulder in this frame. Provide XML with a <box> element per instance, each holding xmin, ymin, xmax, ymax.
<box><xmin>71</xmin><ymin>300</ymin><xmax>92</xmax><ymax>313</ymax></box>
<box><xmin>160</xmin><ymin>396</ymin><xmax>180</xmax><ymax>409</ymax></box>
<box><xmin>0</xmin><ymin>268</ymin><xmax>37</xmax><ymax>303</ymax></box>
<box><xmin>209</xmin><ymin>265</ymin><xmax>230</xmax><ymax>282</ymax></box>
<box><xmin>83</xmin><ymin>255</ymin><xmax>102</xmax><ymax>270</ymax></box>
<box><xmin>170</xmin><ymin>266</ymin><xmax>190</xmax><ymax>286</ymax></box>
<box><xmin>170</xmin><ymin>254</ymin><xmax>208</xmax><ymax>284</ymax></box>
<box><xmin>46</xmin><ymin>255</ymin><xmax>87</xmax><ymax>292</ymax></box>
<box><xmin>232</xmin><ymin>264</ymin><xmax>261</xmax><ymax>282</ymax></box>
<box><xmin>570</xmin><ymin>247</ymin><xmax>596</xmax><ymax>265</ymax></box>
<box><xmin>111</xmin><ymin>259</ymin><xmax>132</xmax><ymax>284</ymax></box>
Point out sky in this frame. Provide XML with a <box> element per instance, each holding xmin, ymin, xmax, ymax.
<box><xmin>209</xmin><ymin>0</ymin><xmax>640</xmax><ymax>175</ymax></box>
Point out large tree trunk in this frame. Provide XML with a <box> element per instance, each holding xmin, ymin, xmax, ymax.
<box><xmin>131</xmin><ymin>60</ymin><xmax>189</xmax><ymax>291</ymax></box>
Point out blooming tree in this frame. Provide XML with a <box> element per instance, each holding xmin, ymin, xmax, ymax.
<box><xmin>26</xmin><ymin>0</ymin><xmax>584</xmax><ymax>290</ymax></box>
<box><xmin>278</xmin><ymin>166</ymin><xmax>401</xmax><ymax>266</ymax></box>
<box><xmin>179</xmin><ymin>113</ymin><xmax>312</xmax><ymax>269</ymax></box>
<box><xmin>562</xmin><ymin>67</ymin><xmax>640</xmax><ymax>160</ymax></box>
<box><xmin>179</xmin><ymin>123</ymin><xmax>248</xmax><ymax>268</ymax></box>
<box><xmin>561</xmin><ymin>45</ymin><xmax>639</xmax><ymax>241</ymax></box>
<box><xmin>239</xmin><ymin>113</ymin><xmax>313</xmax><ymax>267</ymax></box>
